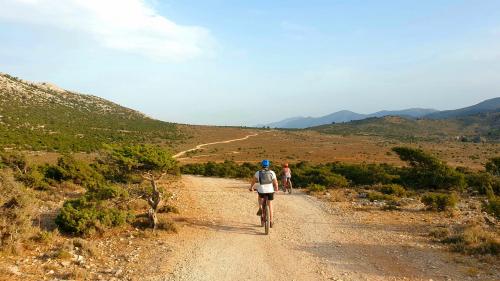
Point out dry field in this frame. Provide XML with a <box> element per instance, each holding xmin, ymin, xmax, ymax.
<box><xmin>174</xmin><ymin>128</ymin><xmax>499</xmax><ymax>170</ymax></box>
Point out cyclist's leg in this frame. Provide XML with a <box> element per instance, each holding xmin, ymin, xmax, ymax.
<box><xmin>267</xmin><ymin>193</ymin><xmax>275</xmax><ymax>224</ymax></box>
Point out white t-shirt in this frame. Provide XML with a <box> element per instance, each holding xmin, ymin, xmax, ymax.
<box><xmin>254</xmin><ymin>170</ymin><xmax>277</xmax><ymax>193</ymax></box>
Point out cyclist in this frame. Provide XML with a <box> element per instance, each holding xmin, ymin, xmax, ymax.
<box><xmin>282</xmin><ymin>163</ymin><xmax>292</xmax><ymax>192</ymax></box>
<box><xmin>249</xmin><ymin>159</ymin><xmax>279</xmax><ymax>227</ymax></box>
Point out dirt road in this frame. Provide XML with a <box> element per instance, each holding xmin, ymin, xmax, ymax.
<box><xmin>172</xmin><ymin>133</ymin><xmax>261</xmax><ymax>159</ymax></box>
<box><xmin>148</xmin><ymin>176</ymin><xmax>489</xmax><ymax>281</ymax></box>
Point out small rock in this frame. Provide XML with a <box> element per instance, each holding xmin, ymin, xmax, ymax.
<box><xmin>7</xmin><ymin>266</ymin><xmax>21</xmax><ymax>276</ymax></box>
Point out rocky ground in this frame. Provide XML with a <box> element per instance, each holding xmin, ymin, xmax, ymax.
<box><xmin>1</xmin><ymin>175</ymin><xmax>498</xmax><ymax>281</ymax></box>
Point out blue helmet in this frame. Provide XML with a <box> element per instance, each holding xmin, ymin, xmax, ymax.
<box><xmin>261</xmin><ymin>159</ymin><xmax>270</xmax><ymax>168</ymax></box>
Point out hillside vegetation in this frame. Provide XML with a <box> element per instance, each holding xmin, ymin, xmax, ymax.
<box><xmin>0</xmin><ymin>73</ymin><xmax>182</xmax><ymax>152</ymax></box>
<box><xmin>312</xmin><ymin>112</ymin><xmax>500</xmax><ymax>141</ymax></box>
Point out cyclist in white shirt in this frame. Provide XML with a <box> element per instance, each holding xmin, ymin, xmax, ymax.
<box><xmin>249</xmin><ymin>160</ymin><xmax>279</xmax><ymax>227</ymax></box>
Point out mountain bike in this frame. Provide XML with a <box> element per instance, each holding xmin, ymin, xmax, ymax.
<box><xmin>283</xmin><ymin>177</ymin><xmax>293</xmax><ymax>194</ymax></box>
<box><xmin>260</xmin><ymin>195</ymin><xmax>271</xmax><ymax>235</ymax></box>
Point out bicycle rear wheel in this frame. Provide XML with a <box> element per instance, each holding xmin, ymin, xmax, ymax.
<box><xmin>265</xmin><ymin>203</ymin><xmax>270</xmax><ymax>235</ymax></box>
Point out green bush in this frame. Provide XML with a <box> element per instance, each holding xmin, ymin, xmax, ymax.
<box><xmin>308</xmin><ymin>184</ymin><xmax>326</xmax><ymax>192</ymax></box>
<box><xmin>465</xmin><ymin>171</ymin><xmax>496</xmax><ymax>196</ymax></box>
<box><xmin>483</xmin><ymin>196</ymin><xmax>500</xmax><ymax>219</ymax></box>
<box><xmin>378</xmin><ymin>184</ymin><xmax>406</xmax><ymax>197</ymax></box>
<box><xmin>393</xmin><ymin>147</ymin><xmax>466</xmax><ymax>191</ymax></box>
<box><xmin>15</xmin><ymin>169</ymin><xmax>50</xmax><ymax>190</ymax></box>
<box><xmin>55</xmin><ymin>197</ymin><xmax>129</xmax><ymax>236</ymax></box>
<box><xmin>0</xmin><ymin>151</ymin><xmax>27</xmax><ymax>173</ymax></box>
<box><xmin>367</xmin><ymin>191</ymin><xmax>395</xmax><ymax>202</ymax></box>
<box><xmin>421</xmin><ymin>192</ymin><xmax>458</xmax><ymax>211</ymax></box>
<box><xmin>485</xmin><ymin>157</ymin><xmax>500</xmax><ymax>176</ymax></box>
<box><xmin>328</xmin><ymin>162</ymin><xmax>399</xmax><ymax>186</ymax></box>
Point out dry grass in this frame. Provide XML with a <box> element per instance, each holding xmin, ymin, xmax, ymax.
<box><xmin>436</xmin><ymin>225</ymin><xmax>500</xmax><ymax>255</ymax></box>
<box><xmin>174</xmin><ymin>128</ymin><xmax>498</xmax><ymax>169</ymax></box>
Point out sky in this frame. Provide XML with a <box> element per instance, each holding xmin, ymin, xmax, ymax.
<box><xmin>1</xmin><ymin>0</ymin><xmax>500</xmax><ymax>126</ymax></box>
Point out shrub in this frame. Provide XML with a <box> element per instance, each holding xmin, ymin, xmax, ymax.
<box><xmin>483</xmin><ymin>196</ymin><xmax>500</xmax><ymax>219</ymax></box>
<box><xmin>421</xmin><ymin>192</ymin><xmax>457</xmax><ymax>211</ymax></box>
<box><xmin>158</xmin><ymin>204</ymin><xmax>179</xmax><ymax>214</ymax></box>
<box><xmin>157</xmin><ymin>218</ymin><xmax>178</xmax><ymax>233</ymax></box>
<box><xmin>55</xmin><ymin>193</ymin><xmax>130</xmax><ymax>236</ymax></box>
<box><xmin>0</xmin><ymin>151</ymin><xmax>27</xmax><ymax>173</ymax></box>
<box><xmin>0</xmin><ymin>171</ymin><xmax>37</xmax><ymax>252</ymax></box>
<box><xmin>441</xmin><ymin>225</ymin><xmax>499</xmax><ymax>255</ymax></box>
<box><xmin>393</xmin><ymin>147</ymin><xmax>466</xmax><ymax>191</ymax></box>
<box><xmin>485</xmin><ymin>157</ymin><xmax>500</xmax><ymax>176</ymax></box>
<box><xmin>328</xmin><ymin>162</ymin><xmax>399</xmax><ymax>186</ymax></box>
<box><xmin>378</xmin><ymin>184</ymin><xmax>406</xmax><ymax>197</ymax></box>
<box><xmin>465</xmin><ymin>171</ymin><xmax>495</xmax><ymax>196</ymax></box>
<box><xmin>86</xmin><ymin>185</ymin><xmax>128</xmax><ymax>201</ymax></box>
<box><xmin>15</xmin><ymin>169</ymin><xmax>50</xmax><ymax>190</ymax></box>
<box><xmin>366</xmin><ymin>191</ymin><xmax>395</xmax><ymax>202</ymax></box>
<box><xmin>308</xmin><ymin>184</ymin><xmax>326</xmax><ymax>192</ymax></box>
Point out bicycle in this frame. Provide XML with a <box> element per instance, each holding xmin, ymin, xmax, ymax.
<box><xmin>283</xmin><ymin>177</ymin><xmax>293</xmax><ymax>194</ymax></box>
<box><xmin>260</xmin><ymin>195</ymin><xmax>271</xmax><ymax>235</ymax></box>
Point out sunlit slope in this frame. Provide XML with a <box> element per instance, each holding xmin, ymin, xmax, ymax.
<box><xmin>0</xmin><ymin>73</ymin><xmax>181</xmax><ymax>151</ymax></box>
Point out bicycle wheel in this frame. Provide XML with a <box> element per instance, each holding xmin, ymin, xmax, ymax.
<box><xmin>288</xmin><ymin>179</ymin><xmax>293</xmax><ymax>194</ymax></box>
<box><xmin>265</xmin><ymin>202</ymin><xmax>270</xmax><ymax>235</ymax></box>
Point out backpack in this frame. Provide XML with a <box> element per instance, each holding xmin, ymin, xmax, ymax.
<box><xmin>259</xmin><ymin>169</ymin><xmax>274</xmax><ymax>185</ymax></box>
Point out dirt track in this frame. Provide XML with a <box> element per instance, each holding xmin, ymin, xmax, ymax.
<box><xmin>148</xmin><ymin>176</ymin><xmax>492</xmax><ymax>281</ymax></box>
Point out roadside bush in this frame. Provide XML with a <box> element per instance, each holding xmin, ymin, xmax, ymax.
<box><xmin>308</xmin><ymin>184</ymin><xmax>326</xmax><ymax>192</ymax></box>
<box><xmin>378</xmin><ymin>184</ymin><xmax>406</xmax><ymax>197</ymax></box>
<box><xmin>55</xmin><ymin>184</ymin><xmax>131</xmax><ymax>236</ymax></box>
<box><xmin>483</xmin><ymin>196</ymin><xmax>500</xmax><ymax>219</ymax></box>
<box><xmin>55</xmin><ymin>196</ymin><xmax>129</xmax><ymax>236</ymax></box>
<box><xmin>441</xmin><ymin>225</ymin><xmax>499</xmax><ymax>255</ymax></box>
<box><xmin>0</xmin><ymin>171</ymin><xmax>37</xmax><ymax>253</ymax></box>
<box><xmin>421</xmin><ymin>192</ymin><xmax>458</xmax><ymax>211</ymax></box>
<box><xmin>366</xmin><ymin>191</ymin><xmax>395</xmax><ymax>202</ymax></box>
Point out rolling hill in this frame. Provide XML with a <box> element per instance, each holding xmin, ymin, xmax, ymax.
<box><xmin>425</xmin><ymin>97</ymin><xmax>500</xmax><ymax>119</ymax></box>
<box><xmin>264</xmin><ymin>108</ymin><xmax>437</xmax><ymax>128</ymax></box>
<box><xmin>0</xmin><ymin>73</ymin><xmax>182</xmax><ymax>151</ymax></box>
<box><xmin>312</xmin><ymin>110</ymin><xmax>500</xmax><ymax>141</ymax></box>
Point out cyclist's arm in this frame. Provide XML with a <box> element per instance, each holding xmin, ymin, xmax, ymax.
<box><xmin>249</xmin><ymin>177</ymin><xmax>256</xmax><ymax>191</ymax></box>
<box><xmin>273</xmin><ymin>179</ymin><xmax>279</xmax><ymax>192</ymax></box>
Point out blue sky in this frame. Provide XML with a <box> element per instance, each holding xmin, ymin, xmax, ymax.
<box><xmin>1</xmin><ymin>0</ymin><xmax>500</xmax><ymax>125</ymax></box>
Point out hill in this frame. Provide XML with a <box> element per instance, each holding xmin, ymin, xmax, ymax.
<box><xmin>425</xmin><ymin>97</ymin><xmax>500</xmax><ymax>119</ymax></box>
<box><xmin>0</xmin><ymin>73</ymin><xmax>181</xmax><ymax>151</ymax></box>
<box><xmin>264</xmin><ymin>108</ymin><xmax>437</xmax><ymax>128</ymax></box>
<box><xmin>312</xmin><ymin>111</ymin><xmax>500</xmax><ymax>142</ymax></box>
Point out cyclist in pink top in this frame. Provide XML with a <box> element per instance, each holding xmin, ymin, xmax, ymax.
<box><xmin>282</xmin><ymin>163</ymin><xmax>292</xmax><ymax>190</ymax></box>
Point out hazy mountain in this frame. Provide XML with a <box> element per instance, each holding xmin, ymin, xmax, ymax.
<box><xmin>0</xmin><ymin>72</ymin><xmax>181</xmax><ymax>151</ymax></box>
<box><xmin>425</xmin><ymin>97</ymin><xmax>500</xmax><ymax>119</ymax></box>
<box><xmin>264</xmin><ymin>108</ymin><xmax>437</xmax><ymax>129</ymax></box>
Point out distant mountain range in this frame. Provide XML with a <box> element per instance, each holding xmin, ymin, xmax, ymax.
<box><xmin>263</xmin><ymin>98</ymin><xmax>500</xmax><ymax>129</ymax></box>
<box><xmin>263</xmin><ymin>108</ymin><xmax>438</xmax><ymax>129</ymax></box>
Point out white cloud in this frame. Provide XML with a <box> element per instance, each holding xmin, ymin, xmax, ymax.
<box><xmin>0</xmin><ymin>0</ymin><xmax>214</xmax><ymax>61</ymax></box>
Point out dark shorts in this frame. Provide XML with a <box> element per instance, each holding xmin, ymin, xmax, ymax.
<box><xmin>258</xmin><ymin>192</ymin><xmax>274</xmax><ymax>200</ymax></box>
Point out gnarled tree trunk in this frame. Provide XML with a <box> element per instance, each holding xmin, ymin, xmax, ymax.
<box><xmin>143</xmin><ymin>172</ymin><xmax>164</xmax><ymax>230</ymax></box>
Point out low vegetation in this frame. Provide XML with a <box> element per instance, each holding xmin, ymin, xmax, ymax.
<box><xmin>431</xmin><ymin>225</ymin><xmax>499</xmax><ymax>256</ymax></box>
<box><xmin>0</xmin><ymin>144</ymin><xmax>179</xmax><ymax>239</ymax></box>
